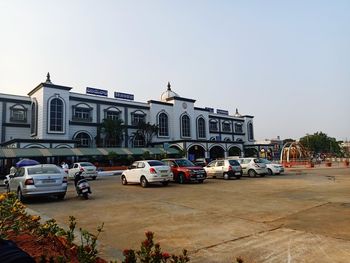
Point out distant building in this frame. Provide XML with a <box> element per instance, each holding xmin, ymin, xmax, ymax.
<box><xmin>0</xmin><ymin>74</ymin><xmax>256</xmax><ymax>162</ymax></box>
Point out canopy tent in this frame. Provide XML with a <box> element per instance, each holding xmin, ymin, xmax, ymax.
<box><xmin>0</xmin><ymin>147</ymin><xmax>178</xmax><ymax>159</ymax></box>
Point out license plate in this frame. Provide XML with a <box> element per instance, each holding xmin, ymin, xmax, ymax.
<box><xmin>42</xmin><ymin>179</ymin><xmax>55</xmax><ymax>183</ymax></box>
<box><xmin>235</xmin><ymin>172</ymin><xmax>241</xmax><ymax>175</ymax></box>
<box><xmin>82</xmin><ymin>189</ymin><xmax>88</xmax><ymax>193</ymax></box>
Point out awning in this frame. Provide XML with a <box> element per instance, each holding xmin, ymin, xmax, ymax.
<box><xmin>0</xmin><ymin>147</ymin><xmax>178</xmax><ymax>158</ymax></box>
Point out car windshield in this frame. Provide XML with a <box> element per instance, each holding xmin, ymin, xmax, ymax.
<box><xmin>228</xmin><ymin>160</ymin><xmax>240</xmax><ymax>166</ymax></box>
<box><xmin>254</xmin><ymin>159</ymin><xmax>264</xmax><ymax>164</ymax></box>
<box><xmin>260</xmin><ymin>159</ymin><xmax>271</xmax><ymax>164</ymax></box>
<box><xmin>175</xmin><ymin>159</ymin><xmax>195</xmax><ymax>167</ymax></box>
<box><xmin>147</xmin><ymin>160</ymin><xmax>165</xmax><ymax>167</ymax></box>
<box><xmin>28</xmin><ymin>166</ymin><xmax>61</xmax><ymax>175</ymax></box>
<box><xmin>80</xmin><ymin>162</ymin><xmax>94</xmax><ymax>167</ymax></box>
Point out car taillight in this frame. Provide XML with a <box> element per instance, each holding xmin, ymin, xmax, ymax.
<box><xmin>80</xmin><ymin>168</ymin><xmax>84</xmax><ymax>172</ymax></box>
<box><xmin>150</xmin><ymin>168</ymin><xmax>157</xmax><ymax>174</ymax></box>
<box><xmin>228</xmin><ymin>166</ymin><xmax>233</xmax><ymax>171</ymax></box>
<box><xmin>63</xmin><ymin>177</ymin><xmax>67</xmax><ymax>183</ymax></box>
<box><xmin>25</xmin><ymin>178</ymin><xmax>34</xmax><ymax>185</ymax></box>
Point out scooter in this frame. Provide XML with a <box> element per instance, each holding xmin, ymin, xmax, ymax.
<box><xmin>74</xmin><ymin>171</ymin><xmax>92</xmax><ymax>200</ymax></box>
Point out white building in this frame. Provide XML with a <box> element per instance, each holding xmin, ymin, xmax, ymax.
<box><xmin>0</xmin><ymin>74</ymin><xmax>255</xmax><ymax>161</ymax></box>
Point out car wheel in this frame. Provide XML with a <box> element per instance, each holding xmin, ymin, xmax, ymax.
<box><xmin>83</xmin><ymin>193</ymin><xmax>89</xmax><ymax>199</ymax></box>
<box><xmin>198</xmin><ymin>180</ymin><xmax>204</xmax><ymax>184</ymax></box>
<box><xmin>17</xmin><ymin>188</ymin><xmax>25</xmax><ymax>202</ymax></box>
<box><xmin>92</xmin><ymin>176</ymin><xmax>97</xmax><ymax>180</ymax></box>
<box><xmin>178</xmin><ymin>173</ymin><xmax>185</xmax><ymax>184</ymax></box>
<box><xmin>57</xmin><ymin>193</ymin><xmax>66</xmax><ymax>200</ymax></box>
<box><xmin>121</xmin><ymin>175</ymin><xmax>128</xmax><ymax>185</ymax></box>
<box><xmin>236</xmin><ymin>174</ymin><xmax>241</xmax><ymax>180</ymax></box>
<box><xmin>140</xmin><ymin>176</ymin><xmax>148</xmax><ymax>188</ymax></box>
<box><xmin>161</xmin><ymin>181</ymin><xmax>169</xmax><ymax>186</ymax></box>
<box><xmin>223</xmin><ymin>173</ymin><xmax>230</xmax><ymax>180</ymax></box>
<box><xmin>248</xmin><ymin>169</ymin><xmax>256</xmax><ymax>177</ymax></box>
<box><xmin>267</xmin><ymin>169</ymin><xmax>273</xmax><ymax>176</ymax></box>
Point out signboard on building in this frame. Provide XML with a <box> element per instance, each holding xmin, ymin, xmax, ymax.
<box><xmin>216</xmin><ymin>109</ymin><xmax>229</xmax><ymax>115</ymax></box>
<box><xmin>205</xmin><ymin>107</ymin><xmax>214</xmax><ymax>113</ymax></box>
<box><xmin>86</xmin><ymin>87</ymin><xmax>108</xmax><ymax>97</ymax></box>
<box><xmin>114</xmin><ymin>92</ymin><xmax>134</xmax><ymax>100</ymax></box>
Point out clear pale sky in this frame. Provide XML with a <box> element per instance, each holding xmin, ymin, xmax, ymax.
<box><xmin>0</xmin><ymin>0</ymin><xmax>349</xmax><ymax>141</ymax></box>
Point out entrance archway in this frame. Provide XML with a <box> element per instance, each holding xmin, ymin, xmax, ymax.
<box><xmin>209</xmin><ymin>145</ymin><xmax>225</xmax><ymax>159</ymax></box>
<box><xmin>188</xmin><ymin>144</ymin><xmax>205</xmax><ymax>161</ymax></box>
<box><xmin>244</xmin><ymin>147</ymin><xmax>258</xmax><ymax>157</ymax></box>
<box><xmin>228</xmin><ymin>146</ymin><xmax>241</xmax><ymax>157</ymax></box>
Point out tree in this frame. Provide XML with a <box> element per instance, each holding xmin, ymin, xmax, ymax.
<box><xmin>96</xmin><ymin>118</ymin><xmax>124</xmax><ymax>147</ymax></box>
<box><xmin>130</xmin><ymin>122</ymin><xmax>159</xmax><ymax>147</ymax></box>
<box><xmin>299</xmin><ymin>132</ymin><xmax>341</xmax><ymax>156</ymax></box>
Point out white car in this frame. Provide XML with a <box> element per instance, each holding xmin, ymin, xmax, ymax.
<box><xmin>237</xmin><ymin>158</ymin><xmax>268</xmax><ymax>177</ymax></box>
<box><xmin>260</xmin><ymin>159</ymin><xmax>285</xmax><ymax>175</ymax></box>
<box><xmin>121</xmin><ymin>160</ymin><xmax>173</xmax><ymax>188</ymax></box>
<box><xmin>68</xmin><ymin>162</ymin><xmax>98</xmax><ymax>180</ymax></box>
<box><xmin>7</xmin><ymin>164</ymin><xmax>68</xmax><ymax>202</ymax></box>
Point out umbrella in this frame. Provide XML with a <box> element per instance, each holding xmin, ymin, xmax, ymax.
<box><xmin>16</xmin><ymin>159</ymin><xmax>40</xmax><ymax>168</ymax></box>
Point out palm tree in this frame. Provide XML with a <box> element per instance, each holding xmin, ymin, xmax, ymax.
<box><xmin>130</xmin><ymin>122</ymin><xmax>159</xmax><ymax>147</ymax></box>
<box><xmin>96</xmin><ymin>118</ymin><xmax>124</xmax><ymax>147</ymax></box>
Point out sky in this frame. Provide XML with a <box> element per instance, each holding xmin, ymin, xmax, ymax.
<box><xmin>0</xmin><ymin>0</ymin><xmax>349</xmax><ymax>141</ymax></box>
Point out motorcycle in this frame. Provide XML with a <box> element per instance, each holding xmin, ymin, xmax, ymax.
<box><xmin>74</xmin><ymin>171</ymin><xmax>92</xmax><ymax>200</ymax></box>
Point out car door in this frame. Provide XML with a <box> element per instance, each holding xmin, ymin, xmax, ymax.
<box><xmin>9</xmin><ymin>167</ymin><xmax>25</xmax><ymax>192</ymax></box>
<box><xmin>239</xmin><ymin>159</ymin><xmax>248</xmax><ymax>174</ymax></box>
<box><xmin>136</xmin><ymin>161</ymin><xmax>146</xmax><ymax>181</ymax></box>
<box><xmin>205</xmin><ymin>161</ymin><xmax>216</xmax><ymax>178</ymax></box>
<box><xmin>215</xmin><ymin>160</ymin><xmax>225</xmax><ymax>178</ymax></box>
<box><xmin>69</xmin><ymin>163</ymin><xmax>79</xmax><ymax>177</ymax></box>
<box><xmin>126</xmin><ymin>162</ymin><xmax>138</xmax><ymax>182</ymax></box>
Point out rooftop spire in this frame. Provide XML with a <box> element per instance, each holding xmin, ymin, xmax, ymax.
<box><xmin>167</xmin><ymin>82</ymin><xmax>171</xmax><ymax>91</ymax></box>
<box><xmin>46</xmin><ymin>72</ymin><xmax>51</xmax><ymax>83</ymax></box>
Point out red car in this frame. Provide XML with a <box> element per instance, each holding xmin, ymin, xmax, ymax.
<box><xmin>161</xmin><ymin>158</ymin><xmax>207</xmax><ymax>184</ymax></box>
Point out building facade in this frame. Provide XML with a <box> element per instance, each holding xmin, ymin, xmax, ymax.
<box><xmin>0</xmin><ymin>74</ymin><xmax>256</xmax><ymax>161</ymax></box>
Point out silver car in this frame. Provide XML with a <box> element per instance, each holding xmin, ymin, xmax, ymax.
<box><xmin>237</xmin><ymin>158</ymin><xmax>268</xmax><ymax>177</ymax></box>
<box><xmin>7</xmin><ymin>164</ymin><xmax>68</xmax><ymax>202</ymax></box>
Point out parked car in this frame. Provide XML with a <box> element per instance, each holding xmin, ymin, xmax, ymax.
<box><xmin>161</xmin><ymin>158</ymin><xmax>206</xmax><ymax>184</ymax></box>
<box><xmin>260</xmin><ymin>159</ymin><xmax>285</xmax><ymax>175</ymax></box>
<box><xmin>7</xmin><ymin>164</ymin><xmax>68</xmax><ymax>202</ymax></box>
<box><xmin>193</xmin><ymin>158</ymin><xmax>211</xmax><ymax>167</ymax></box>
<box><xmin>68</xmin><ymin>162</ymin><xmax>97</xmax><ymax>180</ymax></box>
<box><xmin>121</xmin><ymin>160</ymin><xmax>173</xmax><ymax>188</ymax></box>
<box><xmin>204</xmin><ymin>159</ymin><xmax>242</xmax><ymax>179</ymax></box>
<box><xmin>236</xmin><ymin>158</ymin><xmax>268</xmax><ymax>177</ymax></box>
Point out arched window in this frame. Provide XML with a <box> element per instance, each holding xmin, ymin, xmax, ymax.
<box><xmin>197</xmin><ymin>117</ymin><xmax>206</xmax><ymax>138</ymax></box>
<box><xmin>209</xmin><ymin>119</ymin><xmax>218</xmax><ymax>132</ymax></box>
<box><xmin>158</xmin><ymin>112</ymin><xmax>169</xmax><ymax>136</ymax></box>
<box><xmin>75</xmin><ymin>132</ymin><xmax>91</xmax><ymax>147</ymax></box>
<box><xmin>49</xmin><ymin>98</ymin><xmax>64</xmax><ymax>132</ymax></box>
<box><xmin>133</xmin><ymin>134</ymin><xmax>145</xmax><ymax>147</ymax></box>
<box><xmin>248</xmin><ymin>122</ymin><xmax>254</xmax><ymax>140</ymax></box>
<box><xmin>181</xmin><ymin>115</ymin><xmax>191</xmax><ymax>137</ymax></box>
<box><xmin>31</xmin><ymin>101</ymin><xmax>38</xmax><ymax>135</ymax></box>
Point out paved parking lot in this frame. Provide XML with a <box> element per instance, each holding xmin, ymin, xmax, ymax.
<box><xmin>3</xmin><ymin>167</ymin><xmax>350</xmax><ymax>262</ymax></box>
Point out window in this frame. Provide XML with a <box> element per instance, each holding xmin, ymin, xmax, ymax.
<box><xmin>181</xmin><ymin>115</ymin><xmax>191</xmax><ymax>137</ymax></box>
<box><xmin>49</xmin><ymin>98</ymin><xmax>64</xmax><ymax>132</ymax></box>
<box><xmin>75</xmin><ymin>132</ymin><xmax>91</xmax><ymax>147</ymax></box>
<box><xmin>10</xmin><ymin>104</ymin><xmax>27</xmax><ymax>122</ymax></box>
<box><xmin>105</xmin><ymin>107</ymin><xmax>121</xmax><ymax>120</ymax></box>
<box><xmin>248</xmin><ymin>122</ymin><xmax>254</xmax><ymax>140</ymax></box>
<box><xmin>73</xmin><ymin>105</ymin><xmax>92</xmax><ymax>122</ymax></box>
<box><xmin>158</xmin><ymin>112</ymin><xmax>169</xmax><ymax>136</ymax></box>
<box><xmin>209</xmin><ymin>119</ymin><xmax>218</xmax><ymax>132</ymax></box>
<box><xmin>31</xmin><ymin>102</ymin><xmax>37</xmax><ymax>135</ymax></box>
<box><xmin>132</xmin><ymin>112</ymin><xmax>145</xmax><ymax>125</ymax></box>
<box><xmin>133</xmin><ymin>134</ymin><xmax>145</xmax><ymax>147</ymax></box>
<box><xmin>222</xmin><ymin>122</ymin><xmax>231</xmax><ymax>132</ymax></box>
<box><xmin>235</xmin><ymin>123</ymin><xmax>243</xmax><ymax>133</ymax></box>
<box><xmin>197</xmin><ymin>117</ymin><xmax>206</xmax><ymax>138</ymax></box>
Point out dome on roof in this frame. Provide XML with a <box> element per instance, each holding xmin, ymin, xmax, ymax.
<box><xmin>161</xmin><ymin>82</ymin><xmax>179</xmax><ymax>102</ymax></box>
